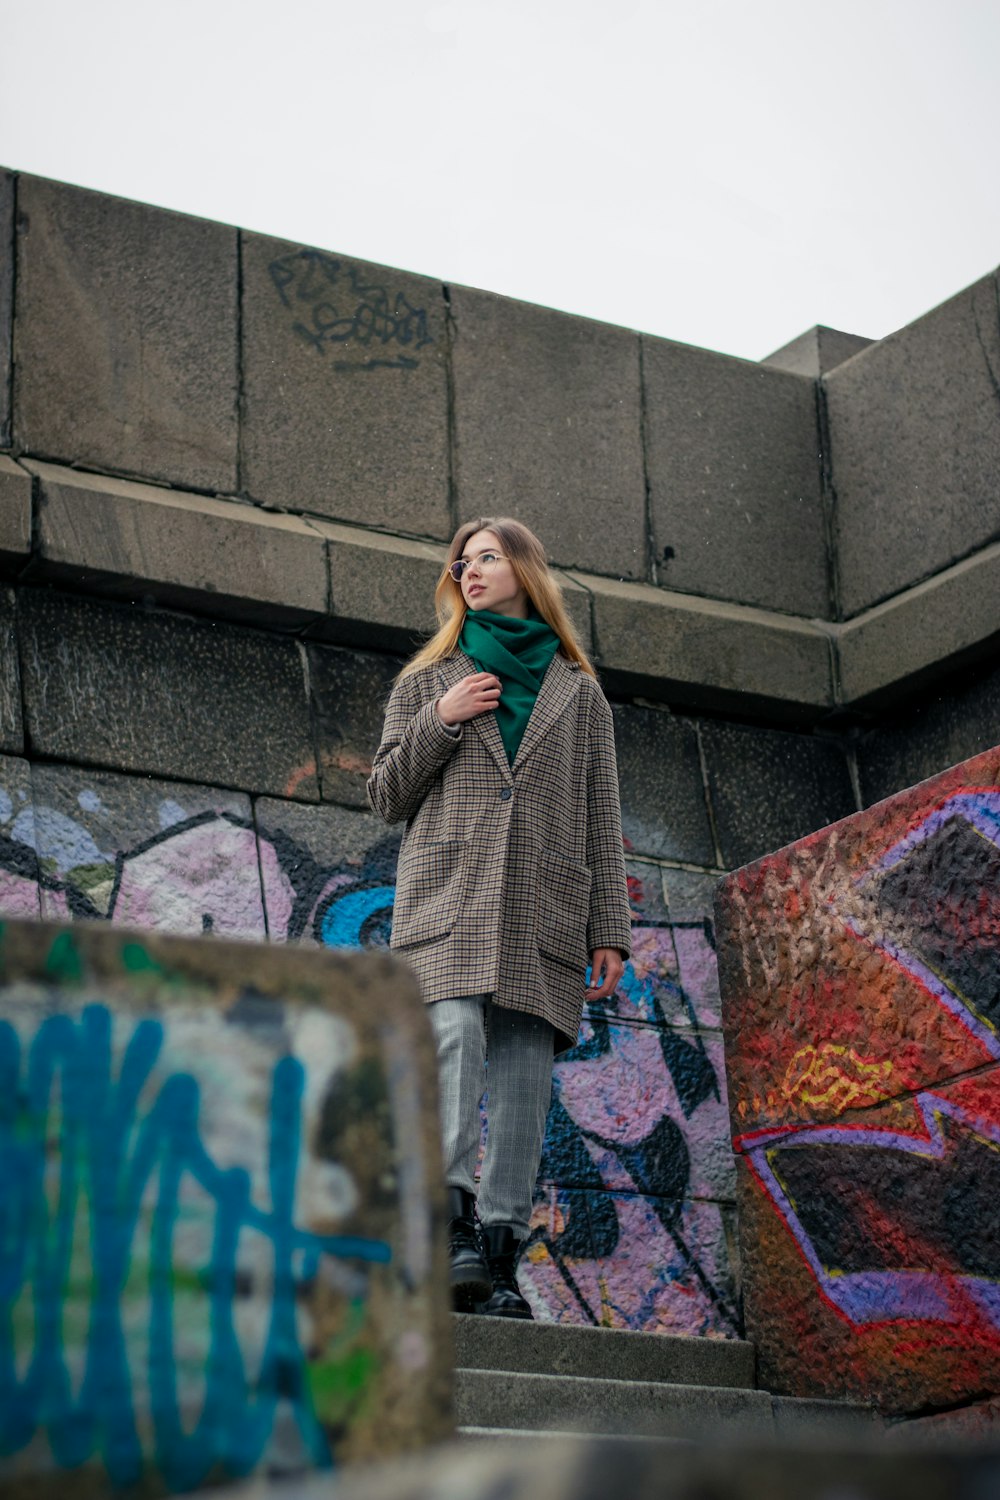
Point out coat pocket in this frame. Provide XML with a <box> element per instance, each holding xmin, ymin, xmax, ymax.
<box><xmin>391</xmin><ymin>839</ymin><xmax>467</xmax><ymax>950</ymax></box>
<box><xmin>537</xmin><ymin>848</ymin><xmax>592</xmax><ymax>970</ymax></box>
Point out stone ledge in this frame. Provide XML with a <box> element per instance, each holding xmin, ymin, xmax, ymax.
<box><xmin>8</xmin><ymin>459</ymin><xmax>1000</xmax><ymax>720</ymax></box>
<box><xmin>0</xmin><ymin>454</ymin><xmax>31</xmax><ymax>572</ymax></box>
<box><xmin>834</xmin><ymin>538</ymin><xmax>1000</xmax><ymax>706</ymax></box>
<box><xmin>21</xmin><ymin>460</ymin><xmax>328</xmax><ymax>629</ymax></box>
<box><xmin>575</xmin><ymin>572</ymin><xmax>836</xmax><ymax>717</ymax></box>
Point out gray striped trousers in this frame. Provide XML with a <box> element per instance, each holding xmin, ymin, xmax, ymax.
<box><xmin>428</xmin><ymin>995</ymin><xmax>553</xmax><ymax>1241</ymax></box>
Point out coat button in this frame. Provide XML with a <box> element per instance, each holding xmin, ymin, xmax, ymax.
<box><xmin>500</xmin><ymin>786</ymin><xmax>513</xmax><ymax>801</ymax></box>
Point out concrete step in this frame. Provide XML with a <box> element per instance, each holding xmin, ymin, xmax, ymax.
<box><xmin>453</xmin><ymin>1316</ymin><xmax>882</xmax><ymax>1444</ymax></box>
<box><xmin>455</xmin><ymin>1366</ymin><xmax>777</xmax><ymax>1440</ymax></box>
<box><xmin>452</xmin><ymin>1312</ymin><xmax>756</xmax><ymax>1389</ymax></box>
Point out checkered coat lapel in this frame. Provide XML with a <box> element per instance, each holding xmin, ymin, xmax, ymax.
<box><xmin>367</xmin><ymin>651</ymin><xmax>632</xmax><ymax>1055</ymax></box>
<box><xmin>437</xmin><ymin>652</ymin><xmax>509</xmax><ymax>776</ymax></box>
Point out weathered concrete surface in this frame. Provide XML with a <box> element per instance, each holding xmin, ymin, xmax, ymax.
<box><xmin>307</xmin><ymin>518</ymin><xmax>446</xmax><ymax>651</ymax></box>
<box><xmin>699</xmin><ymin>719</ymin><xmax>857</xmax><ymax>869</ymax></box>
<box><xmin>18</xmin><ymin>588</ymin><xmax>319</xmax><ymax>798</ymax></box>
<box><xmin>583</xmin><ymin>574</ymin><xmax>835</xmax><ymax>717</ymax></box>
<box><xmin>306</xmin><ymin>642</ymin><xmax>402</xmax><ymax>808</ymax></box>
<box><xmin>455</xmin><ymin>1367</ymin><xmax>775</xmax><ymax>1439</ymax></box>
<box><xmin>241</xmin><ymin>233</ymin><xmax>451</xmax><ymax>536</ymax></box>
<box><xmin>857</xmin><ymin>658</ymin><xmax>1000</xmax><ymax>808</ymax></box>
<box><xmin>0</xmin><ymin>586</ymin><xmax>21</xmax><ymax>754</ymax></box>
<box><xmin>190</xmin><ymin>1437</ymin><xmax>1000</xmax><ymax>1500</ymax></box>
<box><xmin>14</xmin><ymin>176</ymin><xmax>238</xmax><ymax>491</ymax></box>
<box><xmin>0</xmin><ymin>753</ymin><xmax>38</xmax><ymax>917</ymax></box>
<box><xmin>716</xmin><ymin>742</ymin><xmax>1000</xmax><ymax>1414</ymax></box>
<box><xmin>453</xmin><ymin>1312</ymin><xmax>755</xmax><ymax>1388</ymax></box>
<box><xmin>0</xmin><ymin>919</ymin><xmax>453</xmax><ymax>1493</ymax></box>
<box><xmin>450</xmin><ymin>286</ymin><xmax>647</xmax><ymax>579</ymax></box>
<box><xmin>25</xmin><ymin>460</ymin><xmax>328</xmax><ymax>628</ymax></box>
<box><xmin>836</xmin><ymin>537</ymin><xmax>1000</xmax><ymax>704</ymax></box>
<box><xmin>643</xmin><ymin>338</ymin><xmax>828</xmax><ymax>615</ymax></box>
<box><xmin>0</xmin><ymin>454</ymin><xmax>31</xmax><ymax>573</ymax></box>
<box><xmin>26</xmin><ymin>762</ymin><xmax>262</xmax><ymax>934</ymax></box>
<box><xmin>762</xmin><ymin>324</ymin><xmax>874</xmax><ymax>377</ymax></box>
<box><xmin>0</xmin><ymin>168</ymin><xmax>12</xmax><ymax>447</ymax></box>
<box><xmin>612</xmin><ymin>703</ymin><xmax>715</xmax><ymax>864</ymax></box>
<box><xmin>825</xmin><ymin>270</ymin><xmax>1000</xmax><ymax>616</ymax></box>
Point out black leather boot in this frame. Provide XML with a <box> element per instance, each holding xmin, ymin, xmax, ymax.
<box><xmin>480</xmin><ymin>1225</ymin><xmax>534</xmax><ymax>1319</ymax></box>
<box><xmin>446</xmin><ymin>1187</ymin><xmax>491</xmax><ymax>1311</ymax></box>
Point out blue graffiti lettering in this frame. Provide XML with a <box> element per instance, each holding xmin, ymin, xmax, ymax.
<box><xmin>0</xmin><ymin>1005</ymin><xmax>391</xmax><ymax>1488</ymax></box>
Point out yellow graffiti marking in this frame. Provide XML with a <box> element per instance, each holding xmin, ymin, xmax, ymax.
<box><xmin>782</xmin><ymin>1043</ymin><xmax>893</xmax><ymax>1112</ymax></box>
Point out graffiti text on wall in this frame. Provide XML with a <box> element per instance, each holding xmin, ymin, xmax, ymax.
<box><xmin>0</xmin><ymin>1000</ymin><xmax>390</xmax><ymax>1489</ymax></box>
<box><xmin>269</xmin><ymin>250</ymin><xmax>434</xmax><ymax>372</ymax></box>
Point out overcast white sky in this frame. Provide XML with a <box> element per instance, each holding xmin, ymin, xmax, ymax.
<box><xmin>2</xmin><ymin>0</ymin><xmax>998</xmax><ymax>360</ymax></box>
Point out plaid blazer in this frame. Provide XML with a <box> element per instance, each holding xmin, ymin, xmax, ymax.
<box><xmin>367</xmin><ymin>651</ymin><xmax>632</xmax><ymax>1053</ymax></box>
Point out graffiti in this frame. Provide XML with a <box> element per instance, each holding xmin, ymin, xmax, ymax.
<box><xmin>0</xmin><ymin>996</ymin><xmax>390</xmax><ymax>1488</ymax></box>
<box><xmin>519</xmin><ymin>923</ymin><xmax>739</xmax><ymax>1336</ymax></box>
<box><xmin>717</xmin><ymin>750</ymin><xmax>1000</xmax><ymax>1410</ymax></box>
<box><xmin>0</xmin><ymin>771</ymin><xmax>737</xmax><ymax>1339</ymax></box>
<box><xmin>269</xmin><ymin>250</ymin><xmax>434</xmax><ymax>371</ymax></box>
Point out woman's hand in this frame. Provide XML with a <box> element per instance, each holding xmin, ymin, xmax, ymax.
<box><xmin>436</xmin><ymin>673</ymin><xmax>502</xmax><ymax>726</ymax></box>
<box><xmin>587</xmin><ymin>948</ymin><xmax>625</xmax><ymax>1000</ymax></box>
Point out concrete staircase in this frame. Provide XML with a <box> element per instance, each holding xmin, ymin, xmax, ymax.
<box><xmin>454</xmin><ymin>1315</ymin><xmax>881</xmax><ymax>1444</ymax></box>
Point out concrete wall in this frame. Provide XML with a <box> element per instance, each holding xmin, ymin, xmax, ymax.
<box><xmin>715</xmin><ymin>743</ymin><xmax>1000</xmax><ymax>1417</ymax></box>
<box><xmin>3</xmin><ymin>170</ymin><xmax>997</xmax><ymax>720</ymax></box>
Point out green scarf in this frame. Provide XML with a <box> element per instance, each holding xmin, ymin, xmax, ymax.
<box><xmin>459</xmin><ymin>610</ymin><xmax>560</xmax><ymax>765</ymax></box>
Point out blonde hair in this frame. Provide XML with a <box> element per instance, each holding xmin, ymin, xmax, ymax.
<box><xmin>399</xmin><ymin>517</ymin><xmax>596</xmax><ymax>680</ymax></box>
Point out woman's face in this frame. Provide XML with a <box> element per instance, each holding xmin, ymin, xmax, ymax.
<box><xmin>458</xmin><ymin>529</ymin><xmax>529</xmax><ymax>618</ymax></box>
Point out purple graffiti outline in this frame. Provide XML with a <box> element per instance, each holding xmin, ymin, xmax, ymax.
<box><xmin>744</xmin><ymin>1093</ymin><xmax>1000</xmax><ymax>1330</ymax></box>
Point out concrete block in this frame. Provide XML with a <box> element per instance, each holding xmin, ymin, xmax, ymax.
<box><xmin>825</xmin><ymin>270</ymin><xmax>1000</xmax><ymax>615</ymax></box>
<box><xmin>13</xmin><ymin>176</ymin><xmax>238</xmax><ymax>491</ymax></box>
<box><xmin>623</xmin><ymin>858</ymin><xmax>669</xmax><ymax>923</ymax></box>
<box><xmin>0</xmin><ymin>754</ymin><xmax>39</xmax><ymax>919</ymax></box>
<box><xmin>836</xmin><ymin>537</ymin><xmax>1000</xmax><ymax>704</ymax></box>
<box><xmin>27</xmin><ymin>762</ymin><xmax>263</xmax><ymax>935</ymax></box>
<box><xmin>24</xmin><ymin>460</ymin><xmax>327</xmax><ymax>628</ymax></box>
<box><xmin>762</xmin><ymin>324</ymin><xmax>874</xmax><ymax>377</ymax></box>
<box><xmin>550</xmin><ymin>1020</ymin><xmax>735</xmax><ymax>1201</ymax></box>
<box><xmin>19</xmin><ymin>589</ymin><xmax>318</xmax><ymax>798</ymax></box>
<box><xmin>0</xmin><ymin>168</ymin><xmax>12</xmax><ymax>447</ymax></box>
<box><xmin>455</xmin><ymin>1367</ymin><xmax>772</xmax><ymax>1439</ymax></box>
<box><xmin>716</xmin><ymin>743</ymin><xmax>1000</xmax><ymax>1413</ymax></box>
<box><xmin>524</xmin><ymin>1187</ymin><xmax>740</xmax><ymax>1338</ymax></box>
<box><xmin>0</xmin><ymin>587</ymin><xmax>20</xmax><ymax>754</ymax></box>
<box><xmin>612</xmin><ymin>702</ymin><xmax>715</xmax><ymax>864</ymax></box>
<box><xmin>585</xmin><ymin>574</ymin><xmax>835</xmax><ymax>717</ymax></box>
<box><xmin>241</xmin><ymin>233</ymin><xmax>450</xmax><ymax>536</ymax></box>
<box><xmin>700</xmin><ymin>719</ymin><xmax>857</xmax><ymax>868</ymax></box>
<box><xmin>857</xmin><ymin>658</ymin><xmax>1000</xmax><ymax>807</ymax></box>
<box><xmin>306</xmin><ymin>642</ymin><xmax>402</xmax><ymax>808</ymax></box>
<box><xmin>0</xmin><ymin>919</ymin><xmax>452</xmax><ymax>1492</ymax></box>
<box><xmin>453</xmin><ymin>1312</ymin><xmax>755</xmax><ymax>1388</ymax></box>
<box><xmin>643</xmin><ymin>337</ymin><xmax>828</xmax><ymax>616</ymax></box>
<box><xmin>306</xmin><ymin>518</ymin><xmax>445</xmax><ymax>651</ymax></box>
<box><xmin>254</xmin><ymin>797</ymin><xmax>399</xmax><ymax>948</ymax></box>
<box><xmin>449</xmin><ymin>286</ymin><xmax>647</xmax><ymax>579</ymax></box>
<box><xmin>0</xmin><ymin>454</ymin><xmax>32</xmax><ymax>574</ymax></box>
<box><xmin>770</xmin><ymin>1396</ymin><xmax>880</xmax><ymax>1438</ymax></box>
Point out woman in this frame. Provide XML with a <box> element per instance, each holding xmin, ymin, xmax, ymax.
<box><xmin>367</xmin><ymin>518</ymin><xmax>631</xmax><ymax>1317</ymax></box>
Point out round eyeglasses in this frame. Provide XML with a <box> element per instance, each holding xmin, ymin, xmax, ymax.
<box><xmin>448</xmin><ymin>550</ymin><xmax>507</xmax><ymax>582</ymax></box>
